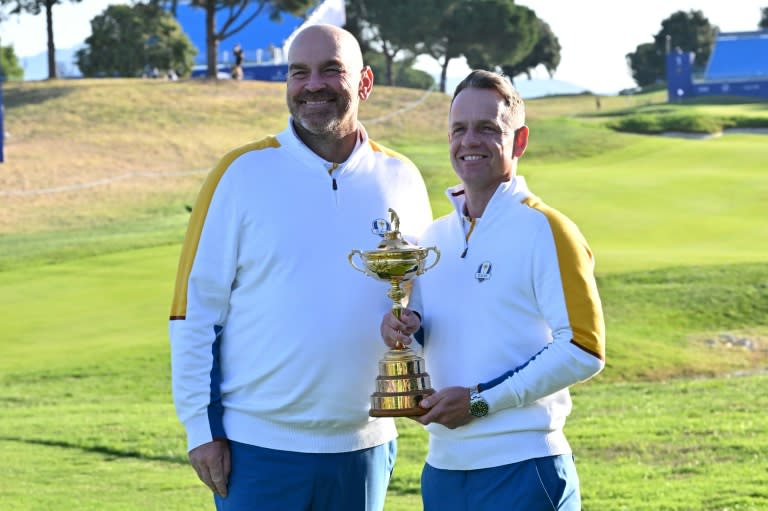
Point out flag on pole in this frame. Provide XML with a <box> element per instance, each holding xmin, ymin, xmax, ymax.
<box><xmin>282</xmin><ymin>0</ymin><xmax>346</xmax><ymax>57</ymax></box>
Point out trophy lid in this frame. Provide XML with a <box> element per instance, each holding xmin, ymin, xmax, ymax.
<box><xmin>374</xmin><ymin>209</ymin><xmax>420</xmax><ymax>253</ymax></box>
<box><xmin>348</xmin><ymin>208</ymin><xmax>440</xmax><ymax>284</ymax></box>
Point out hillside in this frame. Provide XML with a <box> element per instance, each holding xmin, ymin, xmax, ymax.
<box><xmin>0</xmin><ymin>78</ymin><xmax>652</xmax><ymax>236</ymax></box>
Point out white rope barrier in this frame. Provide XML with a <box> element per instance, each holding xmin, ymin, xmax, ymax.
<box><xmin>361</xmin><ymin>82</ymin><xmax>437</xmax><ymax>125</ymax></box>
<box><xmin>0</xmin><ymin>169</ymin><xmax>208</xmax><ymax>197</ymax></box>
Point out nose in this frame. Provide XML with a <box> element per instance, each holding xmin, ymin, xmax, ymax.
<box><xmin>461</xmin><ymin>127</ymin><xmax>481</xmax><ymax>146</ymax></box>
<box><xmin>304</xmin><ymin>70</ymin><xmax>326</xmax><ymax>92</ymax></box>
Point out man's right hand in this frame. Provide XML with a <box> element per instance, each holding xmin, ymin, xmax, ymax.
<box><xmin>189</xmin><ymin>439</ymin><xmax>231</xmax><ymax>498</ymax></box>
<box><xmin>380</xmin><ymin>308</ymin><xmax>421</xmax><ymax>349</ymax></box>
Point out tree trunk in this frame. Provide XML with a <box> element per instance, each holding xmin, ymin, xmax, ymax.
<box><xmin>439</xmin><ymin>57</ymin><xmax>449</xmax><ymax>94</ymax></box>
<box><xmin>205</xmin><ymin>0</ymin><xmax>218</xmax><ymax>78</ymax></box>
<box><xmin>45</xmin><ymin>0</ymin><xmax>56</xmax><ymax>79</ymax></box>
<box><xmin>381</xmin><ymin>41</ymin><xmax>395</xmax><ymax>86</ymax></box>
<box><xmin>384</xmin><ymin>55</ymin><xmax>394</xmax><ymax>86</ymax></box>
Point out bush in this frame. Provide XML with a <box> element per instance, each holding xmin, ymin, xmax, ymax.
<box><xmin>659</xmin><ymin>114</ymin><xmax>721</xmax><ymax>133</ymax></box>
<box><xmin>611</xmin><ymin>113</ymin><xmax>722</xmax><ymax>134</ymax></box>
<box><xmin>611</xmin><ymin>114</ymin><xmax>664</xmax><ymax>134</ymax></box>
<box><xmin>723</xmin><ymin>115</ymin><xmax>768</xmax><ymax>129</ymax></box>
<box><xmin>0</xmin><ymin>45</ymin><xmax>24</xmax><ymax>81</ymax></box>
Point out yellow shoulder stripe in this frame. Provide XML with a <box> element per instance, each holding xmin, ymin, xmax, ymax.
<box><xmin>169</xmin><ymin>136</ymin><xmax>280</xmax><ymax>319</ymax></box>
<box><xmin>368</xmin><ymin>140</ymin><xmax>417</xmax><ymax>168</ymax></box>
<box><xmin>522</xmin><ymin>195</ymin><xmax>605</xmax><ymax>360</ymax></box>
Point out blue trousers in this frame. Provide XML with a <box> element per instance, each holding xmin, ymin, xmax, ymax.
<box><xmin>214</xmin><ymin>440</ymin><xmax>397</xmax><ymax>511</ymax></box>
<box><xmin>421</xmin><ymin>454</ymin><xmax>581</xmax><ymax>511</ymax></box>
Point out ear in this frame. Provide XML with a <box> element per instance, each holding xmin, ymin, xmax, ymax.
<box><xmin>358</xmin><ymin>66</ymin><xmax>374</xmax><ymax>100</ymax></box>
<box><xmin>513</xmin><ymin>125</ymin><xmax>529</xmax><ymax>158</ymax></box>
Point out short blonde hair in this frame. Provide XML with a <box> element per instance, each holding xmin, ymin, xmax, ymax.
<box><xmin>451</xmin><ymin>70</ymin><xmax>525</xmax><ymax>128</ymax></box>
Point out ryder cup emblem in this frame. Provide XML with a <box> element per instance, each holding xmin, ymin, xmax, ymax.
<box><xmin>371</xmin><ymin>218</ymin><xmax>391</xmax><ymax>236</ymax></box>
<box><xmin>475</xmin><ymin>261</ymin><xmax>492</xmax><ymax>282</ymax></box>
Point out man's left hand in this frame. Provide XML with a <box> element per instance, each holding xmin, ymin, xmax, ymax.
<box><xmin>414</xmin><ymin>386</ymin><xmax>472</xmax><ymax>429</ymax></box>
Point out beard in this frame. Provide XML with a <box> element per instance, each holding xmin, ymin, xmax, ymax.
<box><xmin>288</xmin><ymin>91</ymin><xmax>354</xmax><ymax>136</ymax></box>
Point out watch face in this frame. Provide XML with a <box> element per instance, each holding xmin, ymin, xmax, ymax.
<box><xmin>470</xmin><ymin>395</ymin><xmax>489</xmax><ymax>417</ymax></box>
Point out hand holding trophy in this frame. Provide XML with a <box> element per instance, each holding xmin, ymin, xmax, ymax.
<box><xmin>348</xmin><ymin>209</ymin><xmax>440</xmax><ymax>416</ymax></box>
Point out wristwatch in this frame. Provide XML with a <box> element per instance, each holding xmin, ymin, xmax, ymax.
<box><xmin>469</xmin><ymin>385</ymin><xmax>489</xmax><ymax>418</ymax></box>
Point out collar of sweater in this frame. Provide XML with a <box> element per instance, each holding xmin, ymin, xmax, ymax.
<box><xmin>446</xmin><ymin>176</ymin><xmax>532</xmax><ymax>224</ymax></box>
<box><xmin>281</xmin><ymin>117</ymin><xmax>372</xmax><ymax>173</ymax></box>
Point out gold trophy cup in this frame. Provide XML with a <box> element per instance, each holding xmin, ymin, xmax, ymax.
<box><xmin>348</xmin><ymin>209</ymin><xmax>440</xmax><ymax>416</ymax></box>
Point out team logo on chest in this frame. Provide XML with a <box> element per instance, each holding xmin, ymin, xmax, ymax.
<box><xmin>475</xmin><ymin>261</ymin><xmax>492</xmax><ymax>282</ymax></box>
<box><xmin>371</xmin><ymin>218</ymin><xmax>391</xmax><ymax>236</ymax></box>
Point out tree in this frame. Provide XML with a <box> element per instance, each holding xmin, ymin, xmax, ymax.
<box><xmin>353</xmin><ymin>0</ymin><xmax>426</xmax><ymax>86</ymax></box>
<box><xmin>626</xmin><ymin>10</ymin><xmax>717</xmax><ymax>87</ymax></box>
<box><xmin>654</xmin><ymin>10</ymin><xmax>717</xmax><ymax>69</ymax></box>
<box><xmin>365</xmin><ymin>51</ymin><xmax>434</xmax><ymax>90</ymax></box>
<box><xmin>76</xmin><ymin>3</ymin><xmax>197</xmax><ymax>78</ymax></box>
<box><xmin>184</xmin><ymin>0</ymin><xmax>313</xmax><ymax>79</ymax></box>
<box><xmin>344</xmin><ymin>0</ymin><xmax>440</xmax><ymax>90</ymax></box>
<box><xmin>1</xmin><ymin>44</ymin><xmax>24</xmax><ymax>80</ymax></box>
<box><xmin>342</xmin><ymin>0</ymin><xmax>372</xmax><ymax>56</ymax></box>
<box><xmin>415</xmin><ymin>0</ymin><xmax>480</xmax><ymax>93</ymax></box>
<box><xmin>150</xmin><ymin>0</ymin><xmax>180</xmax><ymax>17</ymax></box>
<box><xmin>0</xmin><ymin>0</ymin><xmax>82</xmax><ymax>79</ymax></box>
<box><xmin>626</xmin><ymin>42</ymin><xmax>663</xmax><ymax>87</ymax></box>
<box><xmin>460</xmin><ymin>1</ymin><xmax>540</xmax><ymax>83</ymax></box>
<box><xmin>345</xmin><ymin>0</ymin><xmax>562</xmax><ymax>93</ymax></box>
<box><xmin>760</xmin><ymin>7</ymin><xmax>768</xmax><ymax>29</ymax></box>
<box><xmin>497</xmin><ymin>19</ymin><xmax>560</xmax><ymax>83</ymax></box>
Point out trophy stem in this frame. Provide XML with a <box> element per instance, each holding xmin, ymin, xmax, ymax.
<box><xmin>388</xmin><ymin>279</ymin><xmax>406</xmax><ymax>349</ymax></box>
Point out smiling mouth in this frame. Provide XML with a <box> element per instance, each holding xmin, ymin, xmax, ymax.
<box><xmin>300</xmin><ymin>98</ymin><xmax>334</xmax><ymax>106</ymax></box>
<box><xmin>460</xmin><ymin>155</ymin><xmax>485</xmax><ymax>161</ymax></box>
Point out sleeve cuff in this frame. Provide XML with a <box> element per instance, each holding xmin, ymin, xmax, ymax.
<box><xmin>480</xmin><ymin>379</ymin><xmax>521</xmax><ymax>413</ymax></box>
<box><xmin>184</xmin><ymin>413</ymin><xmax>215</xmax><ymax>452</ymax></box>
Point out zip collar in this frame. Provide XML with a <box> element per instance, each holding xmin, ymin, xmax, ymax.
<box><xmin>446</xmin><ymin>176</ymin><xmax>532</xmax><ymax>258</ymax></box>
<box><xmin>446</xmin><ymin>176</ymin><xmax>532</xmax><ymax>222</ymax></box>
<box><xmin>280</xmin><ymin>117</ymin><xmax>372</xmax><ymax>175</ymax></box>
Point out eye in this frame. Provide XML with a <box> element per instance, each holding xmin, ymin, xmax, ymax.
<box><xmin>451</xmin><ymin>126</ymin><xmax>466</xmax><ymax>135</ymax></box>
<box><xmin>290</xmin><ymin>69</ymin><xmax>308</xmax><ymax>79</ymax></box>
<box><xmin>323</xmin><ymin>66</ymin><xmax>342</xmax><ymax>76</ymax></box>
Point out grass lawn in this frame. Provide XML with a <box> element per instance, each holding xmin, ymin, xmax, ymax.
<box><xmin>1</xmin><ymin>79</ymin><xmax>767</xmax><ymax>510</ymax></box>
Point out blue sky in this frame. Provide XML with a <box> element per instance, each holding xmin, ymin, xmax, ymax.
<box><xmin>2</xmin><ymin>0</ymin><xmax>766</xmax><ymax>94</ymax></box>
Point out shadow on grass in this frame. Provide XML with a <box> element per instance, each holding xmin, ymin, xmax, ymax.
<box><xmin>0</xmin><ymin>436</ymin><xmax>187</xmax><ymax>465</ymax></box>
<box><xmin>4</xmin><ymin>85</ymin><xmax>77</xmax><ymax>109</ymax></box>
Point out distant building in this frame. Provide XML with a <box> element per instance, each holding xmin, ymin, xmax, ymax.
<box><xmin>666</xmin><ymin>30</ymin><xmax>768</xmax><ymax>101</ymax></box>
<box><xmin>174</xmin><ymin>0</ymin><xmax>345</xmax><ymax>81</ymax></box>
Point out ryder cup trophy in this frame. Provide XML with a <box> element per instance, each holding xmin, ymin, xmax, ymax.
<box><xmin>348</xmin><ymin>209</ymin><xmax>440</xmax><ymax>417</ymax></box>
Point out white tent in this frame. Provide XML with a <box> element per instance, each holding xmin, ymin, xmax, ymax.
<box><xmin>281</xmin><ymin>0</ymin><xmax>346</xmax><ymax>59</ymax></box>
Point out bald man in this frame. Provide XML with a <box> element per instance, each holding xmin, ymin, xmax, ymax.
<box><xmin>169</xmin><ymin>24</ymin><xmax>432</xmax><ymax>510</ymax></box>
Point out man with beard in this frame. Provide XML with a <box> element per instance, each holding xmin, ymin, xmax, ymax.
<box><xmin>169</xmin><ymin>24</ymin><xmax>432</xmax><ymax>511</ymax></box>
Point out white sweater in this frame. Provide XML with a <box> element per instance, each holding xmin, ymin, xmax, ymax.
<box><xmin>170</xmin><ymin>121</ymin><xmax>432</xmax><ymax>453</ymax></box>
<box><xmin>411</xmin><ymin>176</ymin><xmax>605</xmax><ymax>470</ymax></box>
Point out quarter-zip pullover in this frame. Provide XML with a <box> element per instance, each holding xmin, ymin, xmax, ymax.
<box><xmin>170</xmin><ymin>119</ymin><xmax>432</xmax><ymax>453</ymax></box>
<box><xmin>410</xmin><ymin>176</ymin><xmax>605</xmax><ymax>470</ymax></box>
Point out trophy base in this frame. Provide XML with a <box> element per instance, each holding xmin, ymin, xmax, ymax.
<box><xmin>369</xmin><ymin>389</ymin><xmax>435</xmax><ymax>417</ymax></box>
<box><xmin>369</xmin><ymin>347</ymin><xmax>435</xmax><ymax>417</ymax></box>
